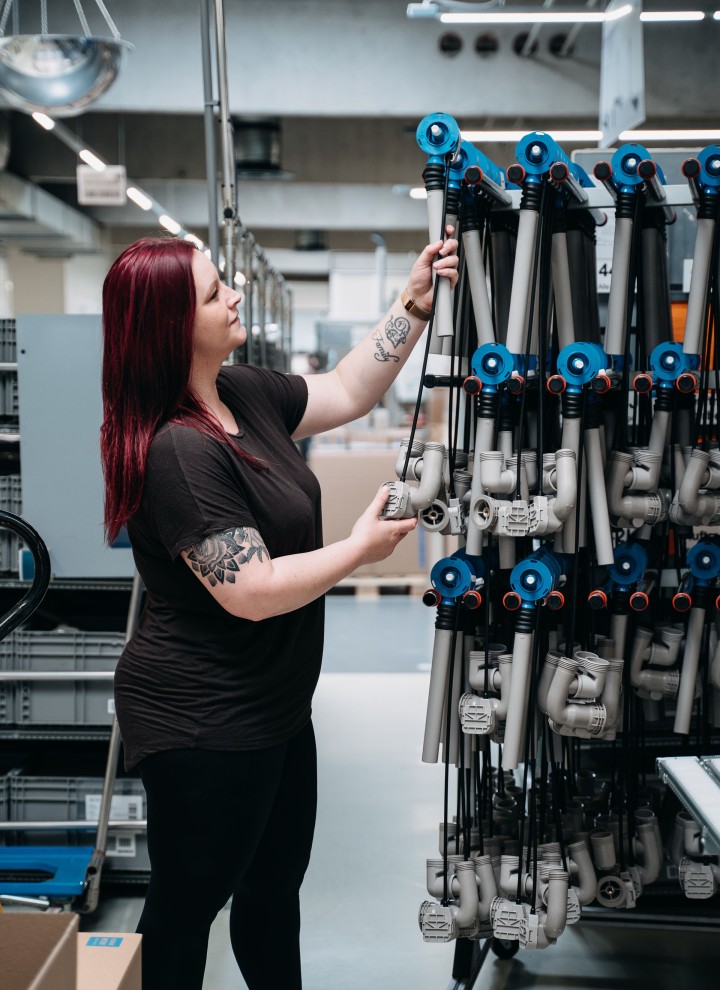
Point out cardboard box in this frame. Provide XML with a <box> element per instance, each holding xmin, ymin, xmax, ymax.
<box><xmin>310</xmin><ymin>448</ymin><xmax>427</xmax><ymax>579</ymax></box>
<box><xmin>77</xmin><ymin>932</ymin><xmax>141</xmax><ymax>990</ymax></box>
<box><xmin>0</xmin><ymin>912</ymin><xmax>78</xmax><ymax>990</ymax></box>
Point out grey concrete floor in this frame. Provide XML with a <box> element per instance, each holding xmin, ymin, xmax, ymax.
<box><xmin>78</xmin><ymin>598</ymin><xmax>720</xmax><ymax>988</ymax></box>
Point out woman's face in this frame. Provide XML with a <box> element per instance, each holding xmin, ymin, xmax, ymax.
<box><xmin>190</xmin><ymin>250</ymin><xmax>246</xmax><ymax>364</ymax></box>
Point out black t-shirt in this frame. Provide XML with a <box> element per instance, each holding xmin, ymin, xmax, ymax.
<box><xmin>114</xmin><ymin>365</ymin><xmax>323</xmax><ymax>769</ymax></box>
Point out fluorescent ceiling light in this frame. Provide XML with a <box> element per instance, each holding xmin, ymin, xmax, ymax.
<box><xmin>184</xmin><ymin>233</ymin><xmax>204</xmax><ymax>249</ymax></box>
<box><xmin>640</xmin><ymin>11</ymin><xmax>705</xmax><ymax>21</ymax></box>
<box><xmin>234</xmin><ymin>271</ymin><xmax>247</xmax><ymax>287</ymax></box>
<box><xmin>78</xmin><ymin>149</ymin><xmax>106</xmax><ymax>172</ymax></box>
<box><xmin>439</xmin><ymin>5</ymin><xmax>632</xmax><ymax>24</ymax></box>
<box><xmin>714</xmin><ymin>10</ymin><xmax>720</xmax><ymax>18</ymax></box>
<box><xmin>620</xmin><ymin>129</ymin><xmax>720</xmax><ymax>141</ymax></box>
<box><xmin>159</xmin><ymin>214</ymin><xmax>182</xmax><ymax>235</ymax></box>
<box><xmin>462</xmin><ymin>130</ymin><xmax>603</xmax><ymax>142</ymax></box>
<box><xmin>31</xmin><ymin>111</ymin><xmax>55</xmax><ymax>131</ymax></box>
<box><xmin>410</xmin><ymin>187</ymin><xmax>428</xmax><ymax>199</ymax></box>
<box><xmin>126</xmin><ymin>186</ymin><xmax>153</xmax><ymax>210</ymax></box>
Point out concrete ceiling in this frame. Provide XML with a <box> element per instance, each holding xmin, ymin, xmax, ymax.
<box><xmin>0</xmin><ymin>0</ymin><xmax>718</xmax><ymax>264</ymax></box>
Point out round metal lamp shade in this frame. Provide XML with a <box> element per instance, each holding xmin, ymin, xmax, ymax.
<box><xmin>0</xmin><ymin>35</ymin><xmax>131</xmax><ymax>116</ymax></box>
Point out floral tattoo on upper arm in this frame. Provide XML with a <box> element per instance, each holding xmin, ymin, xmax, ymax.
<box><xmin>372</xmin><ymin>315</ymin><xmax>411</xmax><ymax>362</ymax></box>
<box><xmin>187</xmin><ymin>527</ymin><xmax>267</xmax><ymax>587</ymax></box>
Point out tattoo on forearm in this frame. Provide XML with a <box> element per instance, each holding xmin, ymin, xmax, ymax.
<box><xmin>187</xmin><ymin>527</ymin><xmax>267</xmax><ymax>587</ymax></box>
<box><xmin>385</xmin><ymin>315</ymin><xmax>410</xmax><ymax>350</ymax></box>
<box><xmin>372</xmin><ymin>328</ymin><xmax>400</xmax><ymax>363</ymax></box>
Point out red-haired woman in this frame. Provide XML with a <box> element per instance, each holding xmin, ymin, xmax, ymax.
<box><xmin>100</xmin><ymin>231</ymin><xmax>458</xmax><ymax>990</ymax></box>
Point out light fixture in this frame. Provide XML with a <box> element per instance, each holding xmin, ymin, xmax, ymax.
<box><xmin>183</xmin><ymin>233</ymin><xmax>205</xmax><ymax>250</ymax></box>
<box><xmin>126</xmin><ymin>186</ymin><xmax>153</xmax><ymax>211</ymax></box>
<box><xmin>640</xmin><ymin>11</ymin><xmax>705</xmax><ymax>22</ymax></box>
<box><xmin>78</xmin><ymin>148</ymin><xmax>105</xmax><ymax>172</ymax></box>
<box><xmin>0</xmin><ymin>0</ymin><xmax>132</xmax><ymax>117</ymax></box>
<box><xmin>462</xmin><ymin>129</ymin><xmax>603</xmax><ymax>143</ymax></box>
<box><xmin>410</xmin><ymin>188</ymin><xmax>428</xmax><ymax>199</ymax></box>
<box><xmin>158</xmin><ymin>215</ymin><xmax>182</xmax><ymax>235</ymax></box>
<box><xmin>620</xmin><ymin>129</ymin><xmax>720</xmax><ymax>141</ymax></box>
<box><xmin>31</xmin><ymin>110</ymin><xmax>54</xmax><ymax>130</ymax></box>
<box><xmin>409</xmin><ymin>4</ymin><xmax>709</xmax><ymax>25</ymax></box>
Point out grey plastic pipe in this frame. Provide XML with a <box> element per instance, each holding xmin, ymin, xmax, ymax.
<box><xmin>426</xmin><ymin>189</ymin><xmax>454</xmax><ymax>350</ymax></box>
<box><xmin>670</xmin><ymin>811</ymin><xmax>695</xmax><ymax>866</ymax></box>
<box><xmin>630</xmin><ymin>626</ymin><xmax>680</xmax><ymax>698</ymax></box>
<box><xmin>648</xmin><ymin>409</ymin><xmax>671</xmax><ymax>457</ymax></box>
<box><xmin>584</xmin><ymin>427</ymin><xmax>615</xmax><ymax>565</ymax></box>
<box><xmin>542</xmin><ymin>870</ymin><xmax>569</xmax><ymax>940</ymax></box>
<box><xmin>590</xmin><ymin>830</ymin><xmax>617</xmax><ymax>871</ymax></box>
<box><xmin>633</xmin><ymin>821</ymin><xmax>663</xmax><ymax>885</ymax></box>
<box><xmin>682</xmin><ymin>816</ymin><xmax>703</xmax><ymax>858</ymax></box>
<box><xmin>473</xmin><ymin>855</ymin><xmax>499</xmax><ymax>920</ymax></box>
<box><xmin>447</xmin><ymin>632</ymin><xmax>465</xmax><ymax>766</ymax></box>
<box><xmin>501</xmin><ymin>628</ymin><xmax>534</xmax><ymax>769</ymax></box>
<box><xmin>422</xmin><ymin>627</ymin><xmax>453</xmax><ymax>763</ymax></box>
<box><xmin>604</xmin><ymin>216</ymin><xmax>633</xmax><ymax>356</ymax></box>
<box><xmin>466</xmin><ymin>419</ymin><xmax>500</xmax><ymax>556</ymax></box>
<box><xmin>545</xmin><ymin>655</ymin><xmax>607</xmax><ymax>733</ymax></box>
<box><xmin>674</xmin><ymin>605</ymin><xmax>705</xmax><ymax>735</ymax></box>
<box><xmin>607</xmin><ymin>451</ymin><xmax>667</xmax><ymax>527</ymax></box>
<box><xmin>610</xmin><ymin>612</ymin><xmax>629</xmax><ymax>668</ymax></box>
<box><xmin>551</xmin><ymin>230</ymin><xmax>575</xmax><ymax>351</ymax></box>
<box><xmin>683</xmin><ymin>216</ymin><xmax>716</xmax><ymax>356</ymax></box>
<box><xmin>549</xmin><ymin>449</ymin><xmax>577</xmax><ymax>523</ymax></box>
<box><xmin>480</xmin><ymin>451</ymin><xmax>518</xmax><ymax>496</ymax></box>
<box><xmin>710</xmin><ymin>635</ymin><xmax>720</xmax><ymax>690</ymax></box>
<box><xmin>679</xmin><ymin>448</ymin><xmax>711</xmax><ymax>517</ymax></box>
<box><xmin>463</xmin><ymin>229</ymin><xmax>495</xmax><ymax>347</ymax></box>
<box><xmin>566</xmin><ymin>839</ymin><xmax>599</xmax><ymax>905</ymax></box>
<box><xmin>395</xmin><ymin>438</ymin><xmax>425</xmax><ymax>482</ymax></box>
<box><xmin>506</xmin><ymin>207</ymin><xmax>541</xmax><ymax>355</ymax></box>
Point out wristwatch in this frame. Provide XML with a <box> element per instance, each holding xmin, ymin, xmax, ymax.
<box><xmin>400</xmin><ymin>288</ymin><xmax>432</xmax><ymax>322</ymax></box>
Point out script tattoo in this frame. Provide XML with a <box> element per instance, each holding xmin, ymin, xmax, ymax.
<box><xmin>385</xmin><ymin>315</ymin><xmax>411</xmax><ymax>350</ymax></box>
<box><xmin>372</xmin><ymin>328</ymin><xmax>400</xmax><ymax>363</ymax></box>
<box><xmin>187</xmin><ymin>527</ymin><xmax>267</xmax><ymax>587</ymax></box>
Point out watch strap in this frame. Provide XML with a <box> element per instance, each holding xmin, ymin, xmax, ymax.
<box><xmin>400</xmin><ymin>288</ymin><xmax>432</xmax><ymax>322</ymax></box>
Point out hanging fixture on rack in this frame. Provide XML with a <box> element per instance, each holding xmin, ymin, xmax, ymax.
<box><xmin>0</xmin><ymin>0</ymin><xmax>131</xmax><ymax>116</ymax></box>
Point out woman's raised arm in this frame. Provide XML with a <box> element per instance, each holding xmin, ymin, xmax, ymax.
<box><xmin>292</xmin><ymin>228</ymin><xmax>459</xmax><ymax>440</ymax></box>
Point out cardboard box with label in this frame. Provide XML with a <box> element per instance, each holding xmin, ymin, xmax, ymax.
<box><xmin>0</xmin><ymin>914</ymin><xmax>141</xmax><ymax>990</ymax></box>
<box><xmin>77</xmin><ymin>932</ymin><xmax>141</xmax><ymax>990</ymax></box>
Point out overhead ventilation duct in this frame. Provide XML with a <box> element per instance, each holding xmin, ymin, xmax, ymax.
<box><xmin>0</xmin><ymin>0</ymin><xmax>131</xmax><ymax>117</ymax></box>
<box><xmin>233</xmin><ymin>117</ymin><xmax>295</xmax><ymax>180</ymax></box>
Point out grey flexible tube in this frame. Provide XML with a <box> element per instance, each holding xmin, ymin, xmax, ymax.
<box><xmin>463</xmin><ymin>229</ymin><xmax>495</xmax><ymax>347</ymax></box>
<box><xmin>683</xmin><ymin>217</ymin><xmax>716</xmax><ymax>356</ymax></box>
<box><xmin>551</xmin><ymin>231</ymin><xmax>575</xmax><ymax>350</ymax></box>
<box><xmin>584</xmin><ymin>428</ymin><xmax>614</xmax><ymax>565</ymax></box>
<box><xmin>506</xmin><ymin>208</ymin><xmax>541</xmax><ymax>354</ymax></box>
<box><xmin>604</xmin><ymin>216</ymin><xmax>633</xmax><ymax>356</ymax></box>
<box><xmin>674</xmin><ymin>606</ymin><xmax>705</xmax><ymax>735</ymax></box>
<box><xmin>501</xmin><ymin>629</ymin><xmax>534</xmax><ymax>769</ymax></box>
<box><xmin>422</xmin><ymin>627</ymin><xmax>454</xmax><ymax>763</ymax></box>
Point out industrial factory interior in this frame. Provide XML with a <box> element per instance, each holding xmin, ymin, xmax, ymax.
<box><xmin>1</xmin><ymin>1</ymin><xmax>720</xmax><ymax>989</ymax></box>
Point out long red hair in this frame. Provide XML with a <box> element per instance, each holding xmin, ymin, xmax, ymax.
<box><xmin>100</xmin><ymin>237</ymin><xmax>256</xmax><ymax>544</ymax></box>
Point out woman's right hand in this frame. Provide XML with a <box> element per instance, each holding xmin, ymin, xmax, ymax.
<box><xmin>349</xmin><ymin>486</ymin><xmax>417</xmax><ymax>565</ymax></box>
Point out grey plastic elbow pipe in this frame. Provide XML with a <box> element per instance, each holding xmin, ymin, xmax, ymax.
<box><xmin>542</xmin><ymin>870</ymin><xmax>569</xmax><ymax>941</ymax></box>
<box><xmin>453</xmin><ymin>860</ymin><xmax>481</xmax><ymax>929</ymax></box>
<box><xmin>410</xmin><ymin>442</ymin><xmax>446</xmax><ymax>512</ymax></box>
<box><xmin>501</xmin><ymin>629</ymin><xmax>534</xmax><ymax>770</ymax></box>
<box><xmin>674</xmin><ymin>606</ymin><xmax>705</xmax><ymax>735</ymax></box>
<box><xmin>551</xmin><ymin>449</ymin><xmax>577</xmax><ymax>522</ymax></box>
<box><xmin>607</xmin><ymin>451</ymin><xmax>667</xmax><ymax>526</ymax></box>
<box><xmin>545</xmin><ymin>655</ymin><xmax>607</xmax><ymax>734</ymax></box>
<box><xmin>633</xmin><ymin>822</ymin><xmax>663</xmax><ymax>886</ymax></box>
<box><xmin>679</xmin><ymin>448</ymin><xmax>711</xmax><ymax>517</ymax></box>
<box><xmin>474</xmin><ymin>855</ymin><xmax>498</xmax><ymax>920</ymax></box>
<box><xmin>566</xmin><ymin>839</ymin><xmax>599</xmax><ymax>905</ymax></box>
<box><xmin>590</xmin><ymin>830</ymin><xmax>617</xmax><ymax>871</ymax></box>
<box><xmin>600</xmin><ymin>658</ymin><xmax>624</xmax><ymax>728</ymax></box>
<box><xmin>480</xmin><ymin>451</ymin><xmax>517</xmax><ymax>496</ymax></box>
<box><xmin>630</xmin><ymin>627</ymin><xmax>679</xmax><ymax>699</ymax></box>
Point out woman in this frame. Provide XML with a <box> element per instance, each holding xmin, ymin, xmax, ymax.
<box><xmin>100</xmin><ymin>229</ymin><xmax>458</xmax><ymax>989</ymax></box>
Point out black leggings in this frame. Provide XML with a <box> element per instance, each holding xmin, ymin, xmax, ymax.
<box><xmin>136</xmin><ymin>722</ymin><xmax>317</xmax><ymax>990</ymax></box>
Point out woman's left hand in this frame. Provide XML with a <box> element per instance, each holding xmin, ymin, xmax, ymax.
<box><xmin>406</xmin><ymin>225</ymin><xmax>460</xmax><ymax>314</ymax></box>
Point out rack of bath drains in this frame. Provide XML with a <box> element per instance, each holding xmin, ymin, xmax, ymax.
<box><xmin>382</xmin><ymin>114</ymin><xmax>720</xmax><ymax>985</ymax></box>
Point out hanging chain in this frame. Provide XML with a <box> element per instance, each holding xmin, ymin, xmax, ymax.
<box><xmin>93</xmin><ymin>0</ymin><xmax>121</xmax><ymax>39</ymax></box>
<box><xmin>73</xmin><ymin>0</ymin><xmax>91</xmax><ymax>37</ymax></box>
<box><xmin>0</xmin><ymin>0</ymin><xmax>13</xmax><ymax>37</ymax></box>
